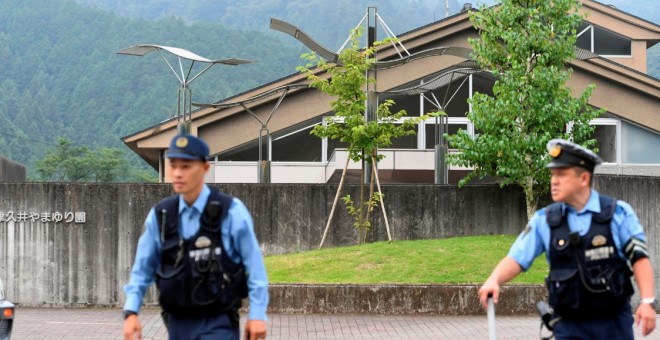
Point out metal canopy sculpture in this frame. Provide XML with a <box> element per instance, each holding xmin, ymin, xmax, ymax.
<box><xmin>270</xmin><ymin>18</ymin><xmax>473</xmax><ymax>70</ymax></box>
<box><xmin>269</xmin><ymin>19</ymin><xmax>341</xmax><ymax>65</ymax></box>
<box><xmin>380</xmin><ymin>61</ymin><xmax>484</xmax><ymax>96</ymax></box>
<box><xmin>380</xmin><ymin>60</ymin><xmax>490</xmax><ymax>183</ymax></box>
<box><xmin>117</xmin><ymin>44</ymin><xmax>253</xmax><ymax>134</ymax></box>
<box><xmin>193</xmin><ymin>84</ymin><xmax>309</xmax><ymax>183</ymax></box>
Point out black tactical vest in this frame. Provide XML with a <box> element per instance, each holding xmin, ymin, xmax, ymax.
<box><xmin>545</xmin><ymin>194</ymin><xmax>633</xmax><ymax>319</ymax></box>
<box><xmin>154</xmin><ymin>188</ymin><xmax>248</xmax><ymax>318</ymax></box>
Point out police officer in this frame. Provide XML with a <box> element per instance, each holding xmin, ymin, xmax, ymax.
<box><xmin>123</xmin><ymin>134</ymin><xmax>269</xmax><ymax>340</ymax></box>
<box><xmin>478</xmin><ymin>139</ymin><xmax>656</xmax><ymax>339</ymax></box>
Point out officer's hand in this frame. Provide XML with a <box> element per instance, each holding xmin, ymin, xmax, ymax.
<box><xmin>635</xmin><ymin>303</ymin><xmax>656</xmax><ymax>336</ymax></box>
<box><xmin>244</xmin><ymin>319</ymin><xmax>267</xmax><ymax>340</ymax></box>
<box><xmin>123</xmin><ymin>314</ymin><xmax>142</xmax><ymax>340</ymax></box>
<box><xmin>478</xmin><ymin>279</ymin><xmax>500</xmax><ymax>310</ymax></box>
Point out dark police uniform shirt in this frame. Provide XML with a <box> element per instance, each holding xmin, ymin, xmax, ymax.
<box><xmin>508</xmin><ymin>189</ymin><xmax>646</xmax><ymax>270</ymax></box>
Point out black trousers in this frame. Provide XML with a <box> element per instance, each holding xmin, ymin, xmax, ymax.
<box><xmin>553</xmin><ymin>302</ymin><xmax>634</xmax><ymax>340</ymax></box>
<box><xmin>167</xmin><ymin>313</ymin><xmax>239</xmax><ymax>340</ymax></box>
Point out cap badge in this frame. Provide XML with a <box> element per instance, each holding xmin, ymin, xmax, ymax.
<box><xmin>176</xmin><ymin>137</ymin><xmax>188</xmax><ymax>148</ymax></box>
<box><xmin>592</xmin><ymin>235</ymin><xmax>607</xmax><ymax>247</ymax></box>
<box><xmin>549</xmin><ymin>146</ymin><xmax>562</xmax><ymax>158</ymax></box>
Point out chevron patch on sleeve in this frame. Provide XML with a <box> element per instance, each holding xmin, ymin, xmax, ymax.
<box><xmin>624</xmin><ymin>237</ymin><xmax>649</xmax><ymax>264</ymax></box>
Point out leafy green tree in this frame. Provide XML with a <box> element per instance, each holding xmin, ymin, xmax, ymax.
<box><xmin>88</xmin><ymin>147</ymin><xmax>128</xmax><ymax>182</ymax></box>
<box><xmin>127</xmin><ymin>168</ymin><xmax>159</xmax><ymax>183</ymax></box>
<box><xmin>36</xmin><ymin>138</ymin><xmax>87</xmax><ymax>181</ymax></box>
<box><xmin>447</xmin><ymin>0</ymin><xmax>604</xmax><ymax>220</ymax></box>
<box><xmin>298</xmin><ymin>30</ymin><xmax>433</xmax><ymax>245</ymax></box>
<box><xmin>35</xmin><ymin>137</ymin><xmax>156</xmax><ymax>182</ymax></box>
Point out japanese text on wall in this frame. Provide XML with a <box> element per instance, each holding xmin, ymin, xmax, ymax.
<box><xmin>0</xmin><ymin>211</ymin><xmax>86</xmax><ymax>224</ymax></box>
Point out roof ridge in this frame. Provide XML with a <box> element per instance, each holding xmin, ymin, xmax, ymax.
<box><xmin>586</xmin><ymin>0</ymin><xmax>660</xmax><ymax>31</ymax></box>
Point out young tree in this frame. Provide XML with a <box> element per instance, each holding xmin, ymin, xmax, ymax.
<box><xmin>298</xmin><ymin>30</ymin><xmax>433</xmax><ymax>246</ymax></box>
<box><xmin>447</xmin><ymin>0</ymin><xmax>603</xmax><ymax>220</ymax></box>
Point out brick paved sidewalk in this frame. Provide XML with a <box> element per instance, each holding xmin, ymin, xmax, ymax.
<box><xmin>10</xmin><ymin>307</ymin><xmax>660</xmax><ymax>339</ymax></box>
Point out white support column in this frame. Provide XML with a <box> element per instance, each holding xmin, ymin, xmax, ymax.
<box><xmin>268</xmin><ymin>134</ymin><xmax>273</xmax><ymax>161</ymax></box>
<box><xmin>418</xmin><ymin>82</ymin><xmax>426</xmax><ymax>149</ymax></box>
<box><xmin>468</xmin><ymin>74</ymin><xmax>475</xmax><ymax>137</ymax></box>
<box><xmin>322</xmin><ymin>117</ymin><xmax>328</xmax><ymax>162</ymax></box>
<box><xmin>616</xmin><ymin>119</ymin><xmax>622</xmax><ymax>164</ymax></box>
<box><xmin>159</xmin><ymin>150</ymin><xmax>164</xmax><ymax>183</ymax></box>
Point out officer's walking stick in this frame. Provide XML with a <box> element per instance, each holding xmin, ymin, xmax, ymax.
<box><xmin>487</xmin><ymin>294</ymin><xmax>496</xmax><ymax>340</ymax></box>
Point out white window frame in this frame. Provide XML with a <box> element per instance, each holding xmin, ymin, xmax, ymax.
<box><xmin>590</xmin><ymin>118</ymin><xmax>621</xmax><ymax>164</ymax></box>
<box><xmin>422</xmin><ymin>117</ymin><xmax>471</xmax><ymax>150</ymax></box>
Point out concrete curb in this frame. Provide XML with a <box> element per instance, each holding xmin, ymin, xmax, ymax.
<box><xmin>268</xmin><ymin>284</ymin><xmax>548</xmax><ymax>315</ymax></box>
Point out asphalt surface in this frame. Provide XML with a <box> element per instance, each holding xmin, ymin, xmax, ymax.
<box><xmin>9</xmin><ymin>307</ymin><xmax>660</xmax><ymax>339</ymax></box>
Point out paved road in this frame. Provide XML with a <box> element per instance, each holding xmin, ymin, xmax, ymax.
<box><xmin>10</xmin><ymin>307</ymin><xmax>660</xmax><ymax>339</ymax></box>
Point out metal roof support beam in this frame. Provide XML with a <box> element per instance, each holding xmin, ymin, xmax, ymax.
<box><xmin>196</xmin><ymin>85</ymin><xmax>304</xmax><ymax>183</ymax></box>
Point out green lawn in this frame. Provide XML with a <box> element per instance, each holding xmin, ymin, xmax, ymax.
<box><xmin>265</xmin><ymin>235</ymin><xmax>548</xmax><ymax>284</ymax></box>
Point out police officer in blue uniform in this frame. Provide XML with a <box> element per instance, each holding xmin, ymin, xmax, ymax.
<box><xmin>478</xmin><ymin>139</ymin><xmax>656</xmax><ymax>339</ymax></box>
<box><xmin>123</xmin><ymin>134</ymin><xmax>269</xmax><ymax>340</ymax></box>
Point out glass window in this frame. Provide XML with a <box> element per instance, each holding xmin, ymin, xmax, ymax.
<box><xmin>327</xmin><ymin>138</ymin><xmax>349</xmax><ymax>158</ymax></box>
<box><xmin>272</xmin><ymin>125</ymin><xmax>322</xmax><ymax>162</ymax></box>
<box><xmin>390</xmin><ymin>124</ymin><xmax>418</xmax><ymax>149</ymax></box>
<box><xmin>593</xmin><ymin>25</ymin><xmax>631</xmax><ymax>55</ymax></box>
<box><xmin>425</xmin><ymin>123</ymin><xmax>468</xmax><ymax>149</ymax></box>
<box><xmin>593</xmin><ymin>125</ymin><xmax>617</xmax><ymax>163</ymax></box>
<box><xmin>576</xmin><ymin>23</ymin><xmax>592</xmax><ymax>51</ymax></box>
<box><xmin>381</xmin><ymin>94</ymin><xmax>421</xmax><ymax>117</ymax></box>
<box><xmin>430</xmin><ymin>82</ymin><xmax>470</xmax><ymax>118</ymax></box>
<box><xmin>622</xmin><ymin>122</ymin><xmax>660</xmax><ymax>164</ymax></box>
<box><xmin>576</xmin><ymin>22</ymin><xmax>631</xmax><ymax>55</ymax></box>
<box><xmin>217</xmin><ymin>141</ymin><xmax>261</xmax><ymax>161</ymax></box>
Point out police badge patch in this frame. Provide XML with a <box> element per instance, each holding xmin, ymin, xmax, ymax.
<box><xmin>592</xmin><ymin>235</ymin><xmax>607</xmax><ymax>247</ymax></box>
<box><xmin>195</xmin><ymin>236</ymin><xmax>212</xmax><ymax>248</ymax></box>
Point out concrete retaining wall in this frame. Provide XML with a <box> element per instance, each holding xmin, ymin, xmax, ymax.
<box><xmin>596</xmin><ymin>164</ymin><xmax>660</xmax><ymax>177</ymax></box>
<box><xmin>0</xmin><ymin>175</ymin><xmax>658</xmax><ymax>312</ymax></box>
<box><xmin>268</xmin><ymin>284</ymin><xmax>547</xmax><ymax>315</ymax></box>
<box><xmin>0</xmin><ymin>157</ymin><xmax>26</xmax><ymax>183</ymax></box>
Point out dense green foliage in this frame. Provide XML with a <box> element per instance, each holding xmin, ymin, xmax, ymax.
<box><xmin>35</xmin><ymin>137</ymin><xmax>155</xmax><ymax>182</ymax></box>
<box><xmin>447</xmin><ymin>0</ymin><xmax>603</xmax><ymax>219</ymax></box>
<box><xmin>265</xmin><ymin>236</ymin><xmax>548</xmax><ymax>284</ymax></box>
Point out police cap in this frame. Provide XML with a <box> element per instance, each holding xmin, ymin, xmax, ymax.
<box><xmin>546</xmin><ymin>139</ymin><xmax>602</xmax><ymax>172</ymax></box>
<box><xmin>165</xmin><ymin>134</ymin><xmax>209</xmax><ymax>161</ymax></box>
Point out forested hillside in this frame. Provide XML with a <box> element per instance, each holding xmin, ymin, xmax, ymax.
<box><xmin>1</xmin><ymin>0</ymin><xmax>657</xmax><ymax>181</ymax></box>
<box><xmin>72</xmin><ymin>0</ymin><xmax>659</xmax><ymax>67</ymax></box>
<box><xmin>73</xmin><ymin>0</ymin><xmax>467</xmax><ymax>49</ymax></box>
<box><xmin>0</xmin><ymin>0</ymin><xmax>303</xmax><ymax>178</ymax></box>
